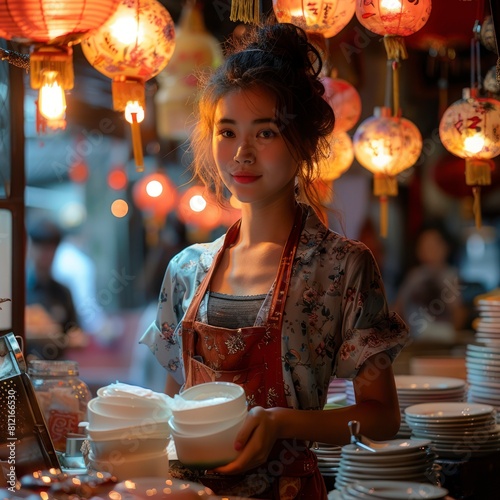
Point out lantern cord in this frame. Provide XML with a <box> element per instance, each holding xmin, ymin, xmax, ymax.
<box><xmin>379</xmin><ymin>195</ymin><xmax>388</xmax><ymax>238</ymax></box>
<box><xmin>0</xmin><ymin>48</ymin><xmax>30</xmax><ymax>71</ymax></box>
<box><xmin>392</xmin><ymin>60</ymin><xmax>400</xmax><ymax>117</ymax></box>
<box><xmin>384</xmin><ymin>60</ymin><xmax>392</xmax><ymax>110</ymax></box>
<box><xmin>472</xmin><ymin>186</ymin><xmax>482</xmax><ymax>229</ymax></box>
<box><xmin>230</xmin><ymin>0</ymin><xmax>260</xmax><ymax>24</ymax></box>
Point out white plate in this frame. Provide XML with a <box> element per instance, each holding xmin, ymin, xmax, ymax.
<box><xmin>395</xmin><ymin>375</ymin><xmax>466</xmax><ymax>391</ymax></box>
<box><xmin>348</xmin><ymin>480</ymin><xmax>448</xmax><ymax>499</ymax></box>
<box><xmin>341</xmin><ymin>449</ymin><xmax>429</xmax><ymax>464</ymax></box>
<box><xmin>341</xmin><ymin>438</ymin><xmax>431</xmax><ymax>456</ymax></box>
<box><xmin>405</xmin><ymin>402</ymin><xmax>494</xmax><ymax>420</ymax></box>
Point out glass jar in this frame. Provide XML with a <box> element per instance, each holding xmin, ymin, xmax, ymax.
<box><xmin>28</xmin><ymin>360</ymin><xmax>92</xmax><ymax>452</ymax></box>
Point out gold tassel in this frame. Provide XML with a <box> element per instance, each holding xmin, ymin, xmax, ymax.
<box><xmin>383</xmin><ymin>35</ymin><xmax>408</xmax><ymax>61</ymax></box>
<box><xmin>130</xmin><ymin>113</ymin><xmax>144</xmax><ymax>172</ymax></box>
<box><xmin>465</xmin><ymin>158</ymin><xmax>493</xmax><ymax>186</ymax></box>
<box><xmin>392</xmin><ymin>60</ymin><xmax>400</xmax><ymax>117</ymax></box>
<box><xmin>230</xmin><ymin>0</ymin><xmax>260</xmax><ymax>24</ymax></box>
<box><xmin>373</xmin><ymin>174</ymin><xmax>397</xmax><ymax>238</ymax></box>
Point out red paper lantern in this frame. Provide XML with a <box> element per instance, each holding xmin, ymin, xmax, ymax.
<box><xmin>321</xmin><ymin>76</ymin><xmax>362</xmax><ymax>133</ymax></box>
<box><xmin>0</xmin><ymin>0</ymin><xmax>120</xmax><ymax>44</ymax></box>
<box><xmin>356</xmin><ymin>0</ymin><xmax>432</xmax><ymax>38</ymax></box>
<box><xmin>177</xmin><ymin>186</ymin><xmax>224</xmax><ymax>231</ymax></box>
<box><xmin>273</xmin><ymin>0</ymin><xmax>356</xmax><ymax>38</ymax></box>
<box><xmin>132</xmin><ymin>171</ymin><xmax>177</xmax><ymax>217</ymax></box>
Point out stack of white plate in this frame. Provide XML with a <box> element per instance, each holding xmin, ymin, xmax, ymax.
<box><xmin>395</xmin><ymin>375</ymin><xmax>467</xmax><ymax>438</ymax></box>
<box><xmin>334</xmin><ymin>438</ymin><xmax>437</xmax><ymax>490</ymax></box>
<box><xmin>473</xmin><ymin>295</ymin><xmax>500</xmax><ymax>344</ymax></box>
<box><xmin>313</xmin><ymin>443</ymin><xmax>342</xmax><ymax>481</ymax></box>
<box><xmin>466</xmin><ymin>343</ymin><xmax>500</xmax><ymax>417</ymax></box>
<box><xmin>405</xmin><ymin>401</ymin><xmax>500</xmax><ymax>459</ymax></box>
<box><xmin>328</xmin><ymin>480</ymin><xmax>448</xmax><ymax>500</ymax></box>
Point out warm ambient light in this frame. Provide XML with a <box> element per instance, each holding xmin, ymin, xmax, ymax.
<box><xmin>189</xmin><ymin>194</ymin><xmax>207</xmax><ymax>212</ymax></box>
<box><xmin>439</xmin><ymin>88</ymin><xmax>500</xmax><ymax>228</ymax></box>
<box><xmin>273</xmin><ymin>0</ymin><xmax>356</xmax><ymax>38</ymax></box>
<box><xmin>38</xmin><ymin>70</ymin><xmax>66</xmax><ymax>120</ymax></box>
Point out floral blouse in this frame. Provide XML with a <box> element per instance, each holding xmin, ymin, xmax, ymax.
<box><xmin>140</xmin><ymin>205</ymin><xmax>409</xmax><ymax>410</ymax></box>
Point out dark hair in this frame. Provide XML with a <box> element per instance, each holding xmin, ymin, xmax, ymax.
<box><xmin>27</xmin><ymin>217</ymin><xmax>63</xmax><ymax>246</ymax></box>
<box><xmin>190</xmin><ymin>21</ymin><xmax>336</xmax><ymax>219</ymax></box>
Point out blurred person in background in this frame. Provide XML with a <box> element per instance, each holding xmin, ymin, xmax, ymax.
<box><xmin>393</xmin><ymin>221</ymin><xmax>468</xmax><ymax>343</ymax></box>
<box><xmin>25</xmin><ymin>217</ymin><xmax>83</xmax><ymax>359</ymax></box>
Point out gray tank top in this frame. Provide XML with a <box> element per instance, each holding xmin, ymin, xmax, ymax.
<box><xmin>207</xmin><ymin>291</ymin><xmax>266</xmax><ymax>329</ymax></box>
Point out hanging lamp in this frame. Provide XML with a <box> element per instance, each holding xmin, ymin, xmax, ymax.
<box><xmin>155</xmin><ymin>0</ymin><xmax>223</xmax><ymax>141</ymax></box>
<box><xmin>353</xmin><ymin>107</ymin><xmax>422</xmax><ymax>238</ymax></box>
<box><xmin>273</xmin><ymin>0</ymin><xmax>356</xmax><ymax>38</ymax></box>
<box><xmin>0</xmin><ymin>0</ymin><xmax>121</xmax><ymax>130</ymax></box>
<box><xmin>439</xmin><ymin>88</ymin><xmax>500</xmax><ymax>228</ymax></box>
<box><xmin>81</xmin><ymin>0</ymin><xmax>176</xmax><ymax>172</ymax></box>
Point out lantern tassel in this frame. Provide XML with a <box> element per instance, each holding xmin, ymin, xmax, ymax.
<box><xmin>472</xmin><ymin>186</ymin><xmax>482</xmax><ymax>229</ymax></box>
<box><xmin>230</xmin><ymin>0</ymin><xmax>260</xmax><ymax>24</ymax></box>
<box><xmin>130</xmin><ymin>112</ymin><xmax>144</xmax><ymax>172</ymax></box>
<box><xmin>379</xmin><ymin>195</ymin><xmax>388</xmax><ymax>238</ymax></box>
<box><xmin>383</xmin><ymin>35</ymin><xmax>408</xmax><ymax>61</ymax></box>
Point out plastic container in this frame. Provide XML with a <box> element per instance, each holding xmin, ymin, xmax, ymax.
<box><xmin>28</xmin><ymin>359</ymin><xmax>92</xmax><ymax>452</ymax></box>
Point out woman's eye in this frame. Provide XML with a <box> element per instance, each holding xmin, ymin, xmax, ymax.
<box><xmin>219</xmin><ymin>129</ymin><xmax>235</xmax><ymax>138</ymax></box>
<box><xmin>258</xmin><ymin>129</ymin><xmax>276</xmax><ymax>139</ymax></box>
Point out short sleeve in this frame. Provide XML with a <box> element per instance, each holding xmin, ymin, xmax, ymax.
<box><xmin>334</xmin><ymin>246</ymin><xmax>409</xmax><ymax>379</ymax></box>
<box><xmin>139</xmin><ymin>255</ymin><xmax>186</xmax><ymax>386</ymax></box>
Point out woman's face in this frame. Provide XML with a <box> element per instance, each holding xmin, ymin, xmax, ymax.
<box><xmin>211</xmin><ymin>86</ymin><xmax>299</xmax><ymax>207</ymax></box>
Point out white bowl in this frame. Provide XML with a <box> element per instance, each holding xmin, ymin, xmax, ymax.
<box><xmin>173</xmin><ymin>382</ymin><xmax>246</xmax><ymax>424</ymax></box>
<box><xmin>86</xmin><ymin>421</ymin><xmax>170</xmax><ymax>442</ymax></box>
<box><xmin>87</xmin><ymin>398</ymin><xmax>169</xmax><ymax>431</ymax></box>
<box><xmin>88</xmin><ymin>436</ymin><xmax>170</xmax><ymax>459</ymax></box>
<box><xmin>170</xmin><ymin>407</ymin><xmax>247</xmax><ymax>436</ymax></box>
<box><xmin>169</xmin><ymin>412</ymin><xmax>246</xmax><ymax>469</ymax></box>
<box><xmin>91</xmin><ymin>397</ymin><xmax>170</xmax><ymax>421</ymax></box>
<box><xmin>87</xmin><ymin>449</ymin><xmax>169</xmax><ymax>481</ymax></box>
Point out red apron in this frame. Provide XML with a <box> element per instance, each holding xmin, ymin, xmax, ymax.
<box><xmin>180</xmin><ymin>205</ymin><xmax>327</xmax><ymax>499</ymax></box>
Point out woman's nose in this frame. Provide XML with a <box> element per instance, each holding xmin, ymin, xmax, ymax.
<box><xmin>233</xmin><ymin>145</ymin><xmax>255</xmax><ymax>164</ymax></box>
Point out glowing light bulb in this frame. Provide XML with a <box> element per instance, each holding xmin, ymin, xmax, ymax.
<box><xmin>189</xmin><ymin>194</ymin><xmax>207</xmax><ymax>212</ymax></box>
<box><xmin>110</xmin><ymin>16</ymin><xmax>144</xmax><ymax>45</ymax></box>
<box><xmin>370</xmin><ymin>140</ymin><xmax>393</xmax><ymax>169</ymax></box>
<box><xmin>464</xmin><ymin>134</ymin><xmax>485</xmax><ymax>155</ymax></box>
<box><xmin>146</xmin><ymin>180</ymin><xmax>163</xmax><ymax>197</ymax></box>
<box><xmin>38</xmin><ymin>70</ymin><xmax>66</xmax><ymax>120</ymax></box>
<box><xmin>125</xmin><ymin>101</ymin><xmax>145</xmax><ymax>123</ymax></box>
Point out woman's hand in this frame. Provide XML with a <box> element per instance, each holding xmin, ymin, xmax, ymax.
<box><xmin>210</xmin><ymin>406</ymin><xmax>281</xmax><ymax>475</ymax></box>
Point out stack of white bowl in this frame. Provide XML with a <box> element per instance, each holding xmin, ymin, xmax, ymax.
<box><xmin>329</xmin><ymin>480</ymin><xmax>448</xmax><ymax>499</ymax></box>
<box><xmin>334</xmin><ymin>437</ymin><xmax>438</xmax><ymax>490</ymax></box>
<box><xmin>395</xmin><ymin>375</ymin><xmax>467</xmax><ymax>438</ymax></box>
<box><xmin>405</xmin><ymin>401</ymin><xmax>500</xmax><ymax>459</ymax></box>
<box><xmin>84</xmin><ymin>382</ymin><xmax>172</xmax><ymax>480</ymax></box>
<box><xmin>466</xmin><ymin>342</ymin><xmax>500</xmax><ymax>417</ymax></box>
<box><xmin>472</xmin><ymin>294</ymin><xmax>500</xmax><ymax>345</ymax></box>
<box><xmin>168</xmin><ymin>381</ymin><xmax>248</xmax><ymax>469</ymax></box>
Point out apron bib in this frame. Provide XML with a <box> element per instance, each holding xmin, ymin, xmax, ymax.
<box><xmin>179</xmin><ymin>205</ymin><xmax>327</xmax><ymax>499</ymax></box>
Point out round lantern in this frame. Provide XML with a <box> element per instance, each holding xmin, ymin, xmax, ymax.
<box><xmin>81</xmin><ymin>0</ymin><xmax>176</xmax><ymax>171</ymax></box>
<box><xmin>132</xmin><ymin>171</ymin><xmax>177</xmax><ymax>217</ymax></box>
<box><xmin>353</xmin><ymin>107</ymin><xmax>423</xmax><ymax>237</ymax></box>
<box><xmin>155</xmin><ymin>0</ymin><xmax>223</xmax><ymax>141</ymax></box>
<box><xmin>177</xmin><ymin>185</ymin><xmax>224</xmax><ymax>231</ymax></box>
<box><xmin>356</xmin><ymin>0</ymin><xmax>432</xmax><ymax>60</ymax></box>
<box><xmin>273</xmin><ymin>0</ymin><xmax>356</xmax><ymax>39</ymax></box>
<box><xmin>0</xmin><ymin>1</ymin><xmax>120</xmax><ymax>44</ymax></box>
<box><xmin>317</xmin><ymin>131</ymin><xmax>354</xmax><ymax>182</ymax></box>
<box><xmin>481</xmin><ymin>15</ymin><xmax>497</xmax><ymax>54</ymax></box>
<box><xmin>439</xmin><ymin>88</ymin><xmax>500</xmax><ymax>228</ymax></box>
<box><xmin>0</xmin><ymin>1</ymin><xmax>121</xmax><ymax>128</ymax></box>
<box><xmin>321</xmin><ymin>77</ymin><xmax>361</xmax><ymax>133</ymax></box>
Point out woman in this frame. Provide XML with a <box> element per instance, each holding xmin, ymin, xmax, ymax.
<box><xmin>141</xmin><ymin>21</ymin><xmax>409</xmax><ymax>499</ymax></box>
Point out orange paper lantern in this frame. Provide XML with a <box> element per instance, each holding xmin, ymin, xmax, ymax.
<box><xmin>81</xmin><ymin>0</ymin><xmax>176</xmax><ymax>171</ymax></box>
<box><xmin>273</xmin><ymin>0</ymin><xmax>356</xmax><ymax>38</ymax></box>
